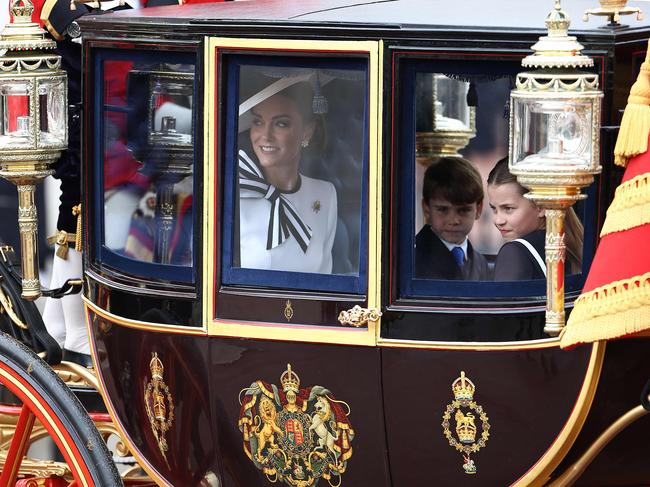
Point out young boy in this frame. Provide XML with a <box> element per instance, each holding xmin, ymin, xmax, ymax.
<box><xmin>415</xmin><ymin>156</ymin><xmax>489</xmax><ymax>280</ymax></box>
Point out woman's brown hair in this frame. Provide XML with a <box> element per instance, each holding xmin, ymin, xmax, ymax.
<box><xmin>280</xmin><ymin>82</ymin><xmax>326</xmax><ymax>154</ymax></box>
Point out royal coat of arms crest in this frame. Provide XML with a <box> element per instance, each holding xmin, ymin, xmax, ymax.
<box><xmin>441</xmin><ymin>371</ymin><xmax>490</xmax><ymax>474</ymax></box>
<box><xmin>238</xmin><ymin>364</ymin><xmax>355</xmax><ymax>487</ymax></box>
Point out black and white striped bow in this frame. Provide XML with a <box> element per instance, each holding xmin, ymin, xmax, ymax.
<box><xmin>238</xmin><ymin>150</ymin><xmax>312</xmax><ymax>253</ymax></box>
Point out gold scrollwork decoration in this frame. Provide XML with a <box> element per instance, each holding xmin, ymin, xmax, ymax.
<box><xmin>441</xmin><ymin>371</ymin><xmax>490</xmax><ymax>474</ymax></box>
<box><xmin>338</xmin><ymin>305</ymin><xmax>382</xmax><ymax>327</ymax></box>
<box><xmin>0</xmin><ymin>286</ymin><xmax>28</xmax><ymax>329</ymax></box>
<box><xmin>144</xmin><ymin>352</ymin><xmax>174</xmax><ymax>465</ymax></box>
<box><xmin>516</xmin><ymin>72</ymin><xmax>599</xmax><ymax>92</ymax></box>
<box><xmin>284</xmin><ymin>300</ymin><xmax>294</xmax><ymax>322</ymax></box>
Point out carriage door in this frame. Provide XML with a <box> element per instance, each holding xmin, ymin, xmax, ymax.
<box><xmin>203</xmin><ymin>38</ymin><xmax>390</xmax><ymax>487</ymax></box>
<box><xmin>379</xmin><ymin>48</ymin><xmax>603</xmax><ymax>486</ymax></box>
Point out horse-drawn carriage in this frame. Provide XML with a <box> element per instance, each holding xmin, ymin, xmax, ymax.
<box><xmin>1</xmin><ymin>0</ymin><xmax>650</xmax><ymax>485</ymax></box>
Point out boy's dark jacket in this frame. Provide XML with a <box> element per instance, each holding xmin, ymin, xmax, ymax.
<box><xmin>414</xmin><ymin>225</ymin><xmax>489</xmax><ymax>280</ymax></box>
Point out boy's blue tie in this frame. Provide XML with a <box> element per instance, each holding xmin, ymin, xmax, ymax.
<box><xmin>451</xmin><ymin>246</ymin><xmax>465</xmax><ymax>268</ymax></box>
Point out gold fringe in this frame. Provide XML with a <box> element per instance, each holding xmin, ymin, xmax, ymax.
<box><xmin>600</xmin><ymin>173</ymin><xmax>650</xmax><ymax>236</ymax></box>
<box><xmin>72</xmin><ymin>204</ymin><xmax>82</xmax><ymax>252</ymax></box>
<box><xmin>613</xmin><ymin>42</ymin><xmax>650</xmax><ymax>168</ymax></box>
<box><xmin>560</xmin><ymin>271</ymin><xmax>650</xmax><ymax>348</ymax></box>
<box><xmin>614</xmin><ymin>104</ymin><xmax>650</xmax><ymax>167</ymax></box>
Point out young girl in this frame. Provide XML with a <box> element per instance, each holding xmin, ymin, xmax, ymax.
<box><xmin>487</xmin><ymin>158</ymin><xmax>583</xmax><ymax>280</ymax></box>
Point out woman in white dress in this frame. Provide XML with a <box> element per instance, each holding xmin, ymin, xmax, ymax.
<box><xmin>238</xmin><ymin>80</ymin><xmax>337</xmax><ymax>274</ymax></box>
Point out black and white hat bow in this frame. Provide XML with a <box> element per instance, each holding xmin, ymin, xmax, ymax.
<box><xmin>238</xmin><ymin>150</ymin><xmax>312</xmax><ymax>253</ymax></box>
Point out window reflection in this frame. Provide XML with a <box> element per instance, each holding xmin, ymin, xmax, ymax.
<box><xmin>102</xmin><ymin>61</ymin><xmax>194</xmax><ymax>267</ymax></box>
<box><xmin>412</xmin><ymin>72</ymin><xmax>586</xmax><ymax>283</ymax></box>
<box><xmin>233</xmin><ymin>65</ymin><xmax>365</xmax><ymax>277</ymax></box>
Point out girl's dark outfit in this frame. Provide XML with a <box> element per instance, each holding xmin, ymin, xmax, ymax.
<box><xmin>493</xmin><ymin>229</ymin><xmax>546</xmax><ymax>281</ymax></box>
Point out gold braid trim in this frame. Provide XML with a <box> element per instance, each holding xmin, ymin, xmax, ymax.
<box><xmin>47</xmin><ymin>205</ymin><xmax>83</xmax><ymax>259</ymax></box>
<box><xmin>40</xmin><ymin>0</ymin><xmax>64</xmax><ymax>41</ymax></box>
<box><xmin>600</xmin><ymin>173</ymin><xmax>650</xmax><ymax>236</ymax></box>
<box><xmin>47</xmin><ymin>230</ymin><xmax>77</xmax><ymax>260</ymax></box>
<box><xmin>72</xmin><ymin>204</ymin><xmax>82</xmax><ymax>252</ymax></box>
<box><xmin>614</xmin><ymin>42</ymin><xmax>650</xmax><ymax>168</ymax></box>
<box><xmin>560</xmin><ymin>271</ymin><xmax>650</xmax><ymax>348</ymax></box>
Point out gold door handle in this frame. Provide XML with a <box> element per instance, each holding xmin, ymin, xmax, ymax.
<box><xmin>338</xmin><ymin>305</ymin><xmax>382</xmax><ymax>327</ymax></box>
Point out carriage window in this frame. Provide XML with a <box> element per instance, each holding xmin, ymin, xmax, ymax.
<box><xmin>94</xmin><ymin>49</ymin><xmax>196</xmax><ymax>282</ymax></box>
<box><xmin>221</xmin><ymin>58</ymin><xmax>368</xmax><ymax>294</ymax></box>
<box><xmin>396</xmin><ymin>59</ymin><xmax>595</xmax><ymax>301</ymax></box>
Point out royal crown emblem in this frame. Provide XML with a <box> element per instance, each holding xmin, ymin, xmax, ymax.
<box><xmin>441</xmin><ymin>371</ymin><xmax>490</xmax><ymax>474</ymax></box>
<box><xmin>144</xmin><ymin>352</ymin><xmax>174</xmax><ymax>465</ymax></box>
<box><xmin>238</xmin><ymin>364</ymin><xmax>355</xmax><ymax>487</ymax></box>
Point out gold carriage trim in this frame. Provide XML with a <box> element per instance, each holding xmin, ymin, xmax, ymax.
<box><xmin>600</xmin><ymin>173</ymin><xmax>650</xmax><ymax>236</ymax></box>
<box><xmin>614</xmin><ymin>42</ymin><xmax>650</xmax><ymax>167</ymax></box>
<box><xmin>560</xmin><ymin>271</ymin><xmax>650</xmax><ymax>347</ymax></box>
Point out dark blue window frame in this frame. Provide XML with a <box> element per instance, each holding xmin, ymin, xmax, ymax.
<box><xmin>221</xmin><ymin>54</ymin><xmax>370</xmax><ymax>294</ymax></box>
<box><xmin>397</xmin><ymin>57</ymin><xmax>597</xmax><ymax>299</ymax></box>
<box><xmin>93</xmin><ymin>48</ymin><xmax>197</xmax><ymax>283</ymax></box>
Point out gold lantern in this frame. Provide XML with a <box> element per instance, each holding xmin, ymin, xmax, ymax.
<box><xmin>416</xmin><ymin>74</ymin><xmax>476</xmax><ymax>165</ymax></box>
<box><xmin>583</xmin><ymin>0</ymin><xmax>643</xmax><ymax>26</ymax></box>
<box><xmin>125</xmin><ymin>69</ymin><xmax>194</xmax><ymax>264</ymax></box>
<box><xmin>509</xmin><ymin>0</ymin><xmax>603</xmax><ymax>336</ymax></box>
<box><xmin>146</xmin><ymin>72</ymin><xmax>193</xmax><ymax>264</ymax></box>
<box><xmin>0</xmin><ymin>0</ymin><xmax>68</xmax><ymax>300</ymax></box>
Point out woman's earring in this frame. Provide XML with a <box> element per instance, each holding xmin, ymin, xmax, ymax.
<box><xmin>301</xmin><ymin>139</ymin><xmax>310</xmax><ymax>148</ymax></box>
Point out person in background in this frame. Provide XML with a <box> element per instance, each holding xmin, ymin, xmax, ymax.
<box><xmin>487</xmin><ymin>157</ymin><xmax>583</xmax><ymax>281</ymax></box>
<box><xmin>36</xmin><ymin>0</ymin><xmax>228</xmax><ymax>364</ymax></box>
<box><xmin>415</xmin><ymin>156</ymin><xmax>489</xmax><ymax>280</ymax></box>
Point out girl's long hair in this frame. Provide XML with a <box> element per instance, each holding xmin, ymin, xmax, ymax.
<box><xmin>487</xmin><ymin>158</ymin><xmax>584</xmax><ymax>274</ymax></box>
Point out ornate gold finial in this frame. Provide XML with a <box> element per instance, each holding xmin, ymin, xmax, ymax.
<box><xmin>546</xmin><ymin>0</ymin><xmax>570</xmax><ymax>33</ymax></box>
<box><xmin>280</xmin><ymin>363</ymin><xmax>300</xmax><ymax>393</ymax></box>
<box><xmin>522</xmin><ymin>0</ymin><xmax>593</xmax><ymax>70</ymax></box>
<box><xmin>583</xmin><ymin>0</ymin><xmax>643</xmax><ymax>26</ymax></box>
<box><xmin>0</xmin><ymin>0</ymin><xmax>56</xmax><ymax>51</ymax></box>
<box><xmin>10</xmin><ymin>0</ymin><xmax>34</xmax><ymax>22</ymax></box>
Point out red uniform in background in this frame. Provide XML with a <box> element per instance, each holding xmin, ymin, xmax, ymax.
<box><xmin>6</xmin><ymin>0</ymin><xmax>227</xmax><ymax>363</ymax></box>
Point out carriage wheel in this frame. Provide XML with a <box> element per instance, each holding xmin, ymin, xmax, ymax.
<box><xmin>0</xmin><ymin>332</ymin><xmax>122</xmax><ymax>486</ymax></box>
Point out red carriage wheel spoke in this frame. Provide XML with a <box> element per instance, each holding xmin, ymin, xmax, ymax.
<box><xmin>0</xmin><ymin>404</ymin><xmax>36</xmax><ymax>486</ymax></box>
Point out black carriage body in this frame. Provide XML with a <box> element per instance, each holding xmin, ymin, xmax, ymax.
<box><xmin>77</xmin><ymin>2</ymin><xmax>650</xmax><ymax>486</ymax></box>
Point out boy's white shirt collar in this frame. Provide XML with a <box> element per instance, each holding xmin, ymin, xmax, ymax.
<box><xmin>433</xmin><ymin>229</ymin><xmax>468</xmax><ymax>257</ymax></box>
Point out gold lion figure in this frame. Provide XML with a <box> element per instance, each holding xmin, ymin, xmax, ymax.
<box><xmin>455</xmin><ymin>409</ymin><xmax>476</xmax><ymax>444</ymax></box>
<box><xmin>254</xmin><ymin>396</ymin><xmax>283</xmax><ymax>462</ymax></box>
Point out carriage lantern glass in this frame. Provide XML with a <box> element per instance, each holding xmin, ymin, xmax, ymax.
<box><xmin>146</xmin><ymin>72</ymin><xmax>194</xmax><ymax>264</ymax></box>
<box><xmin>134</xmin><ymin>70</ymin><xmax>194</xmax><ymax>265</ymax></box>
<box><xmin>0</xmin><ymin>0</ymin><xmax>68</xmax><ymax>300</ymax></box>
<box><xmin>415</xmin><ymin>74</ymin><xmax>476</xmax><ymax>165</ymax></box>
<box><xmin>509</xmin><ymin>0</ymin><xmax>602</xmax><ymax>336</ymax></box>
